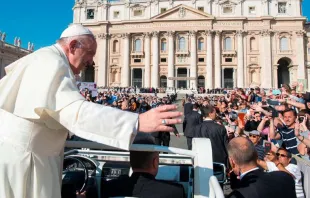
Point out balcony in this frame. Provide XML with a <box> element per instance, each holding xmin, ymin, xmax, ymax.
<box><xmin>278</xmin><ymin>50</ymin><xmax>293</xmax><ymax>55</ymax></box>
<box><xmin>222</xmin><ymin>50</ymin><xmax>236</xmax><ymax>57</ymax></box>
<box><xmin>176</xmin><ymin>49</ymin><xmax>189</xmax><ymax>55</ymax></box>
<box><xmin>131</xmin><ymin>51</ymin><xmax>144</xmax><ymax>57</ymax></box>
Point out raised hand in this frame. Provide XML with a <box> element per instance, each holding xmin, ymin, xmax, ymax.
<box><xmin>138</xmin><ymin>105</ymin><xmax>182</xmax><ymax>133</ymax></box>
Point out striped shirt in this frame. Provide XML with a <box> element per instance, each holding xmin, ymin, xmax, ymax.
<box><xmin>278</xmin><ymin>127</ymin><xmax>299</xmax><ymax>155</ymax></box>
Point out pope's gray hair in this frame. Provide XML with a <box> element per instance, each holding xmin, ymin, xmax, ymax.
<box><xmin>56</xmin><ymin>34</ymin><xmax>95</xmax><ymax>46</ymax></box>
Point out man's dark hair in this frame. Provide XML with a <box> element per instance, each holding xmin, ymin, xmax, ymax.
<box><xmin>283</xmin><ymin>108</ymin><xmax>297</xmax><ymax>117</ymax></box>
<box><xmin>130</xmin><ymin>134</ymin><xmax>158</xmax><ymax>170</ymax></box>
<box><xmin>200</xmin><ymin>105</ymin><xmax>215</xmax><ymax>118</ymax></box>
<box><xmin>193</xmin><ymin>103</ymin><xmax>199</xmax><ymax>110</ymax></box>
<box><xmin>227</xmin><ymin>137</ymin><xmax>258</xmax><ymax>166</ymax></box>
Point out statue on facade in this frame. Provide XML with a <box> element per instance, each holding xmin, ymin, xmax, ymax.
<box><xmin>28</xmin><ymin>42</ymin><xmax>31</xmax><ymax>50</ymax></box>
<box><xmin>0</xmin><ymin>31</ymin><xmax>2</xmax><ymax>40</ymax></box>
<box><xmin>17</xmin><ymin>38</ymin><xmax>21</xmax><ymax>47</ymax></box>
<box><xmin>14</xmin><ymin>37</ymin><xmax>18</xmax><ymax>46</ymax></box>
<box><xmin>30</xmin><ymin>43</ymin><xmax>34</xmax><ymax>51</ymax></box>
<box><xmin>1</xmin><ymin>32</ymin><xmax>6</xmax><ymax>41</ymax></box>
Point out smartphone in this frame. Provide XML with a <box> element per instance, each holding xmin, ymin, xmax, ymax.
<box><xmin>299</xmin><ymin>116</ymin><xmax>305</xmax><ymax>123</ymax></box>
<box><xmin>264</xmin><ymin>141</ymin><xmax>271</xmax><ymax>153</ymax></box>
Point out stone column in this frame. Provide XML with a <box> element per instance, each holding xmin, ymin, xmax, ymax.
<box><xmin>121</xmin><ymin>33</ymin><xmax>130</xmax><ymax>87</ymax></box>
<box><xmin>187</xmin><ymin>68</ymin><xmax>190</xmax><ymax>88</ymax></box>
<box><xmin>296</xmin><ymin>30</ymin><xmax>306</xmax><ymax>79</ymax></box>
<box><xmin>206</xmin><ymin>30</ymin><xmax>213</xmax><ymax>89</ymax></box>
<box><xmin>214</xmin><ymin>31</ymin><xmax>221</xmax><ymax>88</ymax></box>
<box><xmin>237</xmin><ymin>30</ymin><xmax>244</xmax><ymax>88</ymax></box>
<box><xmin>96</xmin><ymin>33</ymin><xmax>108</xmax><ymax>87</ymax></box>
<box><xmin>221</xmin><ymin>68</ymin><xmax>225</xmax><ymax>88</ymax></box>
<box><xmin>175</xmin><ymin>68</ymin><xmax>178</xmax><ymax>88</ymax></box>
<box><xmin>131</xmin><ymin>68</ymin><xmax>134</xmax><ymax>86</ymax></box>
<box><xmin>142</xmin><ymin>68</ymin><xmax>145</xmax><ymax>87</ymax></box>
<box><xmin>233</xmin><ymin>68</ymin><xmax>237</xmax><ymax>87</ymax></box>
<box><xmin>152</xmin><ymin>31</ymin><xmax>159</xmax><ymax>88</ymax></box>
<box><xmin>190</xmin><ymin>30</ymin><xmax>197</xmax><ymax>89</ymax></box>
<box><xmin>144</xmin><ymin>32</ymin><xmax>151</xmax><ymax>87</ymax></box>
<box><xmin>167</xmin><ymin>31</ymin><xmax>175</xmax><ymax>88</ymax></box>
<box><xmin>273</xmin><ymin>65</ymin><xmax>279</xmax><ymax>89</ymax></box>
<box><xmin>260</xmin><ymin>30</ymin><xmax>272</xmax><ymax>88</ymax></box>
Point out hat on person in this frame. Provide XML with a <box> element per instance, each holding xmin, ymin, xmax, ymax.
<box><xmin>60</xmin><ymin>24</ymin><xmax>94</xmax><ymax>38</ymax></box>
<box><xmin>249</xmin><ymin>130</ymin><xmax>260</xmax><ymax>136</ymax></box>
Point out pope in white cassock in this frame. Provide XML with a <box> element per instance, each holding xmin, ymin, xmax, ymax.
<box><xmin>0</xmin><ymin>24</ymin><xmax>182</xmax><ymax>198</ymax></box>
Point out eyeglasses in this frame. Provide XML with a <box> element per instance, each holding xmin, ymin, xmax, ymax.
<box><xmin>276</xmin><ymin>153</ymin><xmax>288</xmax><ymax>158</ymax></box>
<box><xmin>249</xmin><ymin>134</ymin><xmax>259</xmax><ymax>138</ymax></box>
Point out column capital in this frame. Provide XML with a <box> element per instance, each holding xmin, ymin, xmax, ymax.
<box><xmin>295</xmin><ymin>30</ymin><xmax>306</xmax><ymax>37</ymax></box>
<box><xmin>205</xmin><ymin>30</ymin><xmax>214</xmax><ymax>36</ymax></box>
<box><xmin>189</xmin><ymin>30</ymin><xmax>197</xmax><ymax>37</ymax></box>
<box><xmin>260</xmin><ymin>29</ymin><xmax>273</xmax><ymax>37</ymax></box>
<box><xmin>121</xmin><ymin>33</ymin><xmax>130</xmax><ymax>39</ymax></box>
<box><xmin>143</xmin><ymin>32</ymin><xmax>151</xmax><ymax>38</ymax></box>
<box><xmin>214</xmin><ymin>30</ymin><xmax>222</xmax><ymax>36</ymax></box>
<box><xmin>152</xmin><ymin>31</ymin><xmax>159</xmax><ymax>37</ymax></box>
<box><xmin>167</xmin><ymin>31</ymin><xmax>175</xmax><ymax>37</ymax></box>
<box><xmin>236</xmin><ymin>30</ymin><xmax>246</xmax><ymax>36</ymax></box>
<box><xmin>97</xmin><ymin>33</ymin><xmax>109</xmax><ymax>39</ymax></box>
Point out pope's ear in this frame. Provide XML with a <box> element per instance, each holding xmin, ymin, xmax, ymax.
<box><xmin>68</xmin><ymin>40</ymin><xmax>79</xmax><ymax>53</ymax></box>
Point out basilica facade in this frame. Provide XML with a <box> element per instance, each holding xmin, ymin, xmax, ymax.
<box><xmin>0</xmin><ymin>33</ymin><xmax>32</xmax><ymax>79</ymax></box>
<box><xmin>73</xmin><ymin>0</ymin><xmax>310</xmax><ymax>89</ymax></box>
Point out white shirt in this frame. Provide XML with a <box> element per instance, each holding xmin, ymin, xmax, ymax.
<box><xmin>239</xmin><ymin>167</ymin><xmax>259</xmax><ymax>180</ymax></box>
<box><xmin>266</xmin><ymin>162</ymin><xmax>304</xmax><ymax>198</ymax></box>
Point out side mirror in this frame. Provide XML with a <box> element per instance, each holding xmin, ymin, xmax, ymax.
<box><xmin>213</xmin><ymin>162</ymin><xmax>226</xmax><ymax>183</ymax></box>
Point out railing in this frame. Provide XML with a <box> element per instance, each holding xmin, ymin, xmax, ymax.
<box><xmin>209</xmin><ymin>176</ymin><xmax>225</xmax><ymax>198</ymax></box>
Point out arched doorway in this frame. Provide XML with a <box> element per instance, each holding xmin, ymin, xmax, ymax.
<box><xmin>84</xmin><ymin>65</ymin><xmax>95</xmax><ymax>82</ymax></box>
<box><xmin>177</xmin><ymin>68</ymin><xmax>187</xmax><ymax>88</ymax></box>
<box><xmin>277</xmin><ymin>58</ymin><xmax>291</xmax><ymax>88</ymax></box>
<box><xmin>132</xmin><ymin>68</ymin><xmax>142</xmax><ymax>88</ymax></box>
<box><xmin>160</xmin><ymin>75</ymin><xmax>167</xmax><ymax>88</ymax></box>
<box><xmin>198</xmin><ymin>76</ymin><xmax>205</xmax><ymax>88</ymax></box>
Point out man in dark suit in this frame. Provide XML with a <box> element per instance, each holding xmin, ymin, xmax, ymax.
<box><xmin>102</xmin><ymin>136</ymin><xmax>185</xmax><ymax>198</ymax></box>
<box><xmin>183</xmin><ymin>103</ymin><xmax>203</xmax><ymax>150</ymax></box>
<box><xmin>183</xmin><ymin>98</ymin><xmax>193</xmax><ymax>116</ymax></box>
<box><xmin>194</xmin><ymin>105</ymin><xmax>228</xmax><ymax>166</ymax></box>
<box><xmin>227</xmin><ymin>137</ymin><xmax>296</xmax><ymax>198</ymax></box>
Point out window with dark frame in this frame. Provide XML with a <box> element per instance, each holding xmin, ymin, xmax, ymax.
<box><xmin>161</xmin><ymin>58</ymin><xmax>167</xmax><ymax>62</ymax></box>
<box><xmin>198</xmin><ymin>58</ymin><xmax>204</xmax><ymax>62</ymax></box>
<box><xmin>134</xmin><ymin>59</ymin><xmax>141</xmax><ymax>63</ymax></box>
<box><xmin>87</xmin><ymin>9</ymin><xmax>95</xmax><ymax>19</ymax></box>
<box><xmin>225</xmin><ymin>58</ymin><xmax>233</xmax><ymax>62</ymax></box>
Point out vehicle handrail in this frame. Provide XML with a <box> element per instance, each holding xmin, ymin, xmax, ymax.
<box><xmin>65</xmin><ymin>141</ymin><xmax>196</xmax><ymax>157</ymax></box>
<box><xmin>209</xmin><ymin>176</ymin><xmax>225</xmax><ymax>198</ymax></box>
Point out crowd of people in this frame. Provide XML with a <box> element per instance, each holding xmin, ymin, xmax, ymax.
<box><xmin>72</xmin><ymin>83</ymin><xmax>310</xmax><ymax>198</ymax></box>
<box><xmin>182</xmin><ymin>84</ymin><xmax>310</xmax><ymax>198</ymax></box>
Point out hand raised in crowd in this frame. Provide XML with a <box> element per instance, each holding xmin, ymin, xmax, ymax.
<box><xmin>295</xmin><ymin>117</ymin><xmax>301</xmax><ymax>137</ymax></box>
<box><xmin>138</xmin><ymin>105</ymin><xmax>182</xmax><ymax>133</ymax></box>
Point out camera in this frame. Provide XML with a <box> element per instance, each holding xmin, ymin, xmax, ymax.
<box><xmin>298</xmin><ymin>116</ymin><xmax>305</xmax><ymax>123</ymax></box>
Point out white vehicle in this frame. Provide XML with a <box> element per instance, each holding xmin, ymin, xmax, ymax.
<box><xmin>63</xmin><ymin>138</ymin><xmax>226</xmax><ymax>198</ymax></box>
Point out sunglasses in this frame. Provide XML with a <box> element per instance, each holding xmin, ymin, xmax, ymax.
<box><xmin>276</xmin><ymin>153</ymin><xmax>288</xmax><ymax>158</ymax></box>
<box><xmin>249</xmin><ymin>134</ymin><xmax>259</xmax><ymax>138</ymax></box>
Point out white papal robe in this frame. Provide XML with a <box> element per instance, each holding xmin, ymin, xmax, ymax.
<box><xmin>0</xmin><ymin>44</ymin><xmax>138</xmax><ymax>198</ymax></box>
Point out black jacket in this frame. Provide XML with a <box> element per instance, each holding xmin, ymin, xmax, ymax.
<box><xmin>183</xmin><ymin>111</ymin><xmax>203</xmax><ymax>137</ymax></box>
<box><xmin>183</xmin><ymin>103</ymin><xmax>193</xmax><ymax>116</ymax></box>
<box><xmin>102</xmin><ymin>172</ymin><xmax>185</xmax><ymax>198</ymax></box>
<box><xmin>194</xmin><ymin>120</ymin><xmax>228</xmax><ymax>165</ymax></box>
<box><xmin>228</xmin><ymin>169</ymin><xmax>296</xmax><ymax>198</ymax></box>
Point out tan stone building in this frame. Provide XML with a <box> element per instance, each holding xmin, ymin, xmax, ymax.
<box><xmin>73</xmin><ymin>0</ymin><xmax>309</xmax><ymax>89</ymax></box>
<box><xmin>0</xmin><ymin>32</ymin><xmax>33</xmax><ymax>79</ymax></box>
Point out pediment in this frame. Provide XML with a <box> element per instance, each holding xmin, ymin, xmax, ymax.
<box><xmin>218</xmin><ymin>0</ymin><xmax>239</xmax><ymax>5</ymax></box>
<box><xmin>152</xmin><ymin>4</ymin><xmax>214</xmax><ymax>21</ymax></box>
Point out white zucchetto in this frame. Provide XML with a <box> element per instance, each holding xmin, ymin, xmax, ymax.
<box><xmin>60</xmin><ymin>24</ymin><xmax>94</xmax><ymax>38</ymax></box>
